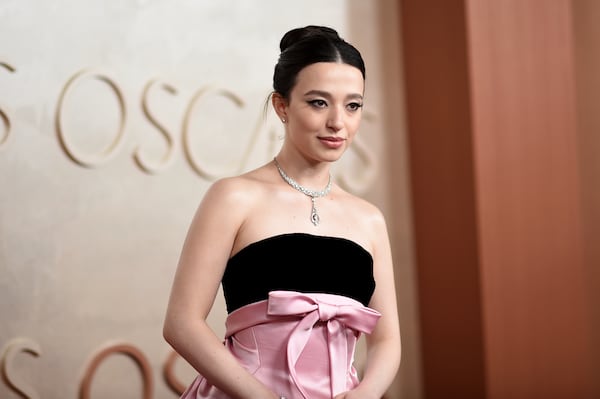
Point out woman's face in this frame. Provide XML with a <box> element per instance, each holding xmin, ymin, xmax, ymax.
<box><xmin>278</xmin><ymin>62</ymin><xmax>365</xmax><ymax>163</ymax></box>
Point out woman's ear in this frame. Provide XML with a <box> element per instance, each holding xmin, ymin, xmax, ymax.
<box><xmin>271</xmin><ymin>92</ymin><xmax>288</xmax><ymax>123</ymax></box>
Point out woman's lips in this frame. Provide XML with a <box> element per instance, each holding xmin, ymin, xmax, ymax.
<box><xmin>318</xmin><ymin>136</ymin><xmax>346</xmax><ymax>149</ymax></box>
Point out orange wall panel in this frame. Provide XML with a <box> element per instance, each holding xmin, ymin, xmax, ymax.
<box><xmin>466</xmin><ymin>1</ymin><xmax>592</xmax><ymax>397</ymax></box>
<box><xmin>400</xmin><ymin>0</ymin><xmax>595</xmax><ymax>397</ymax></box>
<box><xmin>400</xmin><ymin>1</ymin><xmax>486</xmax><ymax>398</ymax></box>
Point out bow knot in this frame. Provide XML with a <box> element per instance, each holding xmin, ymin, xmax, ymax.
<box><xmin>266</xmin><ymin>291</ymin><xmax>381</xmax><ymax>398</ymax></box>
<box><xmin>317</xmin><ymin>302</ymin><xmax>339</xmax><ymax>321</ymax></box>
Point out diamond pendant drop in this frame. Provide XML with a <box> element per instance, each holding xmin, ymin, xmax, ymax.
<box><xmin>310</xmin><ymin>197</ymin><xmax>320</xmax><ymax>226</ymax></box>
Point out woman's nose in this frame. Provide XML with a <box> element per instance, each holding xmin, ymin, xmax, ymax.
<box><xmin>326</xmin><ymin>107</ymin><xmax>344</xmax><ymax>131</ymax></box>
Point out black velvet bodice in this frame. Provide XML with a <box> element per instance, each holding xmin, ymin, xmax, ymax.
<box><xmin>222</xmin><ymin>233</ymin><xmax>376</xmax><ymax>313</ymax></box>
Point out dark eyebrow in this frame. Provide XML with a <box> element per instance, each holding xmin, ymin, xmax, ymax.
<box><xmin>303</xmin><ymin>90</ymin><xmax>363</xmax><ymax>101</ymax></box>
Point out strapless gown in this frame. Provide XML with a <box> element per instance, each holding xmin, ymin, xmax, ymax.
<box><xmin>180</xmin><ymin>233</ymin><xmax>379</xmax><ymax>399</ymax></box>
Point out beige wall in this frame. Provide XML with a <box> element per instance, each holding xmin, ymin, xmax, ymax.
<box><xmin>0</xmin><ymin>1</ymin><xmax>418</xmax><ymax>398</ymax></box>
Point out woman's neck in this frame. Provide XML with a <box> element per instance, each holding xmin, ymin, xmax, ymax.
<box><xmin>273</xmin><ymin>154</ymin><xmax>331</xmax><ymax>189</ymax></box>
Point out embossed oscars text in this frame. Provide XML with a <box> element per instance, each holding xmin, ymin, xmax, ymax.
<box><xmin>55</xmin><ymin>68</ymin><xmax>272</xmax><ymax>178</ymax></box>
<box><xmin>2</xmin><ymin>62</ymin><xmax>377</xmax><ymax>191</ymax></box>
<box><xmin>1</xmin><ymin>337</ymin><xmax>186</xmax><ymax>398</ymax></box>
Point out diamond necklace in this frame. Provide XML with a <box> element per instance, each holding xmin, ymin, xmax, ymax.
<box><xmin>273</xmin><ymin>157</ymin><xmax>332</xmax><ymax>226</ymax></box>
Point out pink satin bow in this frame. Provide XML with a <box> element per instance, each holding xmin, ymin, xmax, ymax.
<box><xmin>264</xmin><ymin>291</ymin><xmax>381</xmax><ymax>398</ymax></box>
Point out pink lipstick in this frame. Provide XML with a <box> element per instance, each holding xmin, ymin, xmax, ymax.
<box><xmin>318</xmin><ymin>136</ymin><xmax>346</xmax><ymax>149</ymax></box>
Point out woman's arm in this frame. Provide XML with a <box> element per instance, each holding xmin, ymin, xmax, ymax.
<box><xmin>163</xmin><ymin>178</ymin><xmax>279</xmax><ymax>399</ymax></box>
<box><xmin>336</xmin><ymin>208</ymin><xmax>401</xmax><ymax>399</ymax></box>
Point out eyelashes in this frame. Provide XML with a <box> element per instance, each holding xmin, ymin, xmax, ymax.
<box><xmin>306</xmin><ymin>99</ymin><xmax>363</xmax><ymax>111</ymax></box>
<box><xmin>347</xmin><ymin>102</ymin><xmax>363</xmax><ymax>111</ymax></box>
<box><xmin>307</xmin><ymin>99</ymin><xmax>327</xmax><ymax>108</ymax></box>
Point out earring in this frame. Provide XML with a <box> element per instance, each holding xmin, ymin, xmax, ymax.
<box><xmin>281</xmin><ymin>118</ymin><xmax>286</xmax><ymax>123</ymax></box>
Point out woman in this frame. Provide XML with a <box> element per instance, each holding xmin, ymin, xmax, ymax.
<box><xmin>163</xmin><ymin>25</ymin><xmax>401</xmax><ymax>399</ymax></box>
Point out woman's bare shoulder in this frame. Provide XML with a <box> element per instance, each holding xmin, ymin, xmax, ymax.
<box><xmin>201</xmin><ymin>165</ymin><xmax>273</xmax><ymax>209</ymax></box>
<box><xmin>334</xmin><ymin>187</ymin><xmax>389</xmax><ymax>250</ymax></box>
<box><xmin>337</xmin><ymin>187</ymin><xmax>386</xmax><ymax>224</ymax></box>
<box><xmin>185</xmin><ymin>165</ymin><xmax>275</xmax><ymax>249</ymax></box>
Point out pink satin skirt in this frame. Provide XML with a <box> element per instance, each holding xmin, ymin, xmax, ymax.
<box><xmin>180</xmin><ymin>291</ymin><xmax>381</xmax><ymax>399</ymax></box>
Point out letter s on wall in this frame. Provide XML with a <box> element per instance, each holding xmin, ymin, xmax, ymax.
<box><xmin>0</xmin><ymin>62</ymin><xmax>16</xmax><ymax>148</ymax></box>
<box><xmin>1</xmin><ymin>337</ymin><xmax>42</xmax><ymax>399</ymax></box>
<box><xmin>336</xmin><ymin>110</ymin><xmax>378</xmax><ymax>193</ymax></box>
<box><xmin>134</xmin><ymin>79</ymin><xmax>178</xmax><ymax>174</ymax></box>
<box><xmin>79</xmin><ymin>342</ymin><xmax>153</xmax><ymax>399</ymax></box>
<box><xmin>163</xmin><ymin>350</ymin><xmax>187</xmax><ymax>396</ymax></box>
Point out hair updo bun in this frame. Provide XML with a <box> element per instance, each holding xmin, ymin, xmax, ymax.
<box><xmin>279</xmin><ymin>26</ymin><xmax>341</xmax><ymax>52</ymax></box>
<box><xmin>273</xmin><ymin>25</ymin><xmax>365</xmax><ymax>99</ymax></box>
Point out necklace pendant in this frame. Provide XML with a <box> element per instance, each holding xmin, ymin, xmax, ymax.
<box><xmin>273</xmin><ymin>157</ymin><xmax>330</xmax><ymax>226</ymax></box>
<box><xmin>310</xmin><ymin>197</ymin><xmax>320</xmax><ymax>226</ymax></box>
<box><xmin>311</xmin><ymin>206</ymin><xmax>320</xmax><ymax>226</ymax></box>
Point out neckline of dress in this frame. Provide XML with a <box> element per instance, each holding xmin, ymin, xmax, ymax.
<box><xmin>228</xmin><ymin>232</ymin><xmax>373</xmax><ymax>262</ymax></box>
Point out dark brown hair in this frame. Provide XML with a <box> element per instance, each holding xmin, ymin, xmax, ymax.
<box><xmin>273</xmin><ymin>25</ymin><xmax>366</xmax><ymax>99</ymax></box>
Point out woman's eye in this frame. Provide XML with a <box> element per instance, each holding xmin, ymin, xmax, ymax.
<box><xmin>308</xmin><ymin>99</ymin><xmax>327</xmax><ymax>108</ymax></box>
<box><xmin>347</xmin><ymin>102</ymin><xmax>363</xmax><ymax>111</ymax></box>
